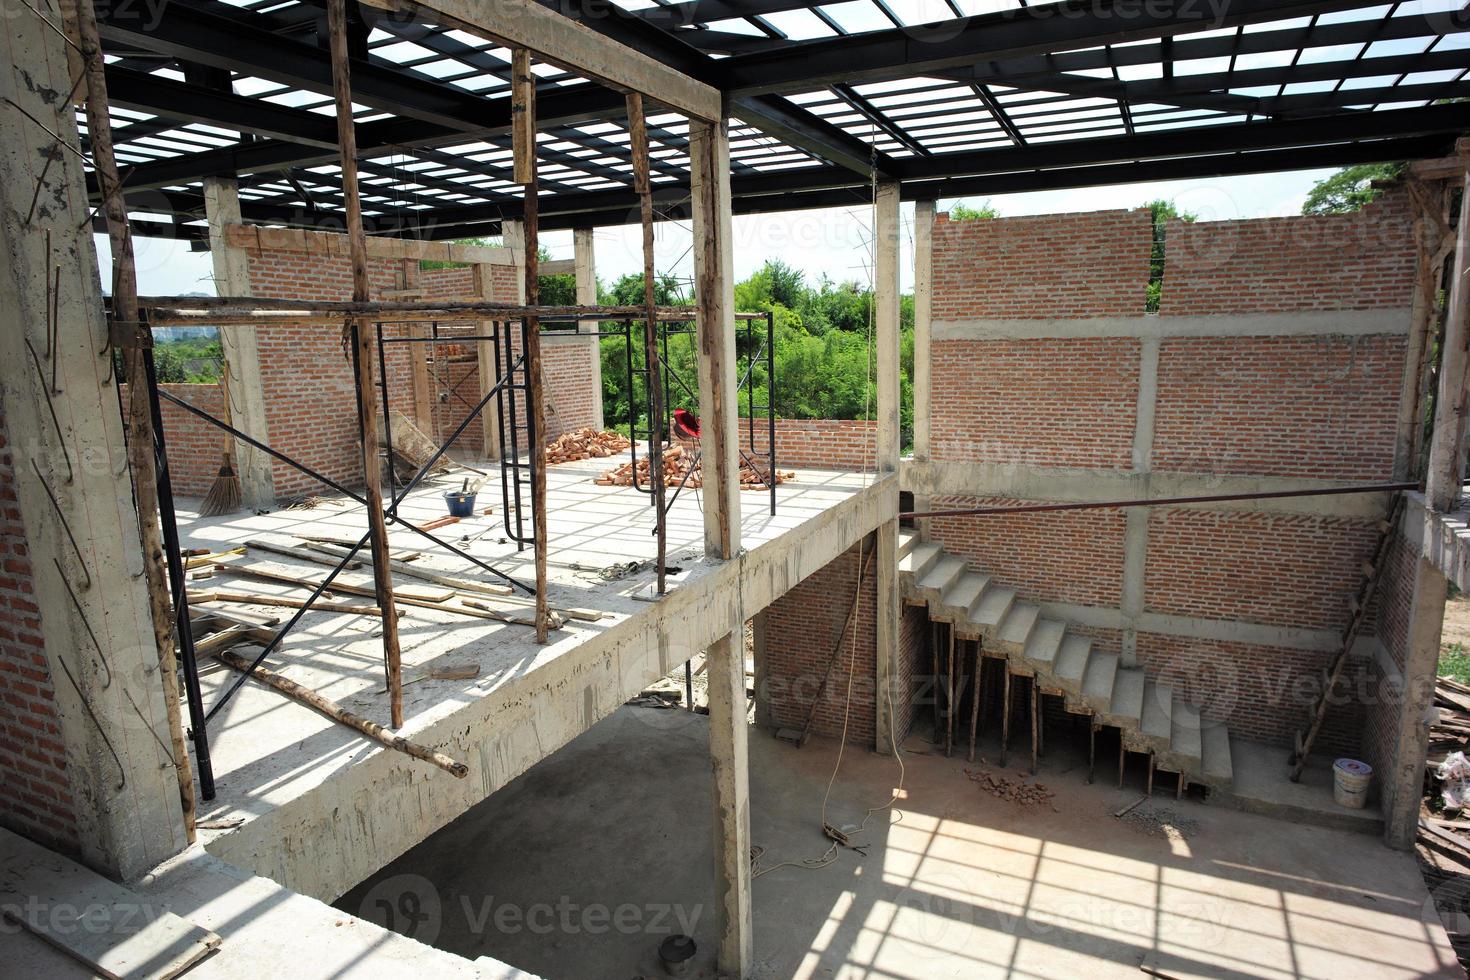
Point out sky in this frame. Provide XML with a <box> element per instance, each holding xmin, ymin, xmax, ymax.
<box><xmin>109</xmin><ymin>168</ymin><xmax>1335</xmax><ymax>298</ymax></box>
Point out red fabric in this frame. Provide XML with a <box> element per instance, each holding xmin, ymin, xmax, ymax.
<box><xmin>672</xmin><ymin>408</ymin><xmax>700</xmax><ymax>440</ymax></box>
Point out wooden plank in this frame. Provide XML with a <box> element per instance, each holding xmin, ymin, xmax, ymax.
<box><xmin>357</xmin><ymin>0</ymin><xmax>721</xmax><ymax>121</ymax></box>
<box><xmin>220</xmin><ymin>559</ymin><xmax>455</xmax><ymax>603</ymax></box>
<box><xmin>328</xmin><ymin>0</ymin><xmax>404</xmax><ymax>727</ymax></box>
<box><xmin>0</xmin><ymin>829</ymin><xmax>219</xmax><ymax>980</ymax></box>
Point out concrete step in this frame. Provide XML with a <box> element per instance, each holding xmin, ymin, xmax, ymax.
<box><xmin>1138</xmin><ymin>680</ymin><xmax>1173</xmax><ymax>753</ymax></box>
<box><xmin>897</xmin><ymin>529</ymin><xmax>919</xmax><ymax>559</ymax></box>
<box><xmin>968</xmin><ymin>586</ymin><xmax>1016</xmax><ymax>633</ymax></box>
<box><xmin>898</xmin><ymin>543</ymin><xmax>942</xmax><ymax>587</ymax></box>
<box><xmin>1080</xmin><ymin>651</ymin><xmax>1119</xmax><ymax>715</ymax></box>
<box><xmin>996</xmin><ymin>602</ymin><xmax>1040</xmax><ymax>654</ymax></box>
<box><xmin>1202</xmin><ymin>721</ymin><xmax>1233</xmax><ymax>789</ymax></box>
<box><xmin>939</xmin><ymin>573</ymin><xmax>989</xmax><ymax>621</ymax></box>
<box><xmin>1167</xmin><ymin>696</ymin><xmax>1204</xmax><ymax>773</ymax></box>
<box><xmin>917</xmin><ymin>555</ymin><xmax>966</xmax><ymax>598</ymax></box>
<box><xmin>1104</xmin><ymin>666</ymin><xmax>1145</xmax><ymax>729</ymax></box>
<box><xmin>1022</xmin><ymin>619</ymin><xmax>1065</xmax><ymax>672</ymax></box>
<box><xmin>1051</xmin><ymin>635</ymin><xmax>1092</xmax><ymax>696</ymax></box>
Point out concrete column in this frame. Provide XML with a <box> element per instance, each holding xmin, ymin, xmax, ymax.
<box><xmin>203</xmin><ymin>178</ymin><xmax>275</xmax><ymax>509</ymax></box>
<box><xmin>1385</xmin><ymin>554</ymin><xmax>1447</xmax><ymax>849</ymax></box>
<box><xmin>474</xmin><ymin>256</ymin><xmax>505</xmax><ymax>461</ymax></box>
<box><xmin>573</xmin><ymin>228</ymin><xmax>604</xmax><ymax>431</ymax></box>
<box><xmin>1427</xmin><ymin>144</ymin><xmax>1470</xmax><ymax>512</ymax></box>
<box><xmin>874</xmin><ymin>179</ymin><xmax>903</xmax><ymax>756</ymax></box>
<box><xmin>690</xmin><ymin>116</ymin><xmax>751</xmax><ymax>979</ymax></box>
<box><xmin>400</xmin><ymin>258</ymin><xmax>436</xmax><ymax>436</ymax></box>
<box><xmin>1</xmin><ymin>14</ymin><xmax>186</xmax><ymax>876</ymax></box>
<box><xmin>912</xmin><ymin>201</ymin><xmax>934</xmax><ymax>543</ymax></box>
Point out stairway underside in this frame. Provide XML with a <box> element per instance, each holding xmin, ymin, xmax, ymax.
<box><xmin>899</xmin><ymin>530</ymin><xmax>1233</xmax><ymax>792</ymax></box>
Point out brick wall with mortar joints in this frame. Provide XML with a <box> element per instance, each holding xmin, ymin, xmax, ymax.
<box><xmin>1359</xmin><ymin>655</ymin><xmax>1400</xmax><ymax>807</ymax></box>
<box><xmin>741</xmin><ymin>418</ymin><xmax>878</xmax><ymax>472</ymax></box>
<box><xmin>119</xmin><ymin>383</ymin><xmax>226</xmax><ymax>498</ymax></box>
<box><xmin>0</xmin><ymin>408</ymin><xmax>78</xmax><ymax>852</ymax></box>
<box><xmin>1134</xmin><ymin>632</ymin><xmax>1364</xmax><ymax>753</ymax></box>
<box><xmin>1143</xmin><ymin>509</ymin><xmax>1380</xmax><ymax>630</ymax></box>
<box><xmin>1158</xmin><ymin>186</ymin><xmax>1415</xmax><ymax>316</ymax></box>
<box><xmin>762</xmin><ymin>541</ymin><xmax>927</xmax><ymax>744</ymax></box>
<box><xmin>930</xmin><ymin>496</ymin><xmax>1128</xmax><ymax>609</ymax></box>
<box><xmin>930</xmin><ymin>338</ymin><xmax>1140</xmax><ymax>469</ymax></box>
<box><xmin>932</xmin><ymin>208</ymin><xmax>1153</xmax><ymax>319</ymax></box>
<box><xmin>1151</xmin><ymin>334</ymin><xmax>1406</xmax><ymax>480</ymax></box>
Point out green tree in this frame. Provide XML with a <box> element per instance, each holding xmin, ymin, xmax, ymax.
<box><xmin>1143</xmin><ymin>199</ymin><xmax>1197</xmax><ymax>314</ymax></box>
<box><xmin>1302</xmin><ymin>163</ymin><xmax>1405</xmax><ymax>215</ymax></box>
<box><xmin>949</xmin><ymin>199</ymin><xmax>1000</xmax><ymax>221</ymax></box>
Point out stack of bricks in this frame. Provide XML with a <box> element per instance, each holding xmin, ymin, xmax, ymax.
<box><xmin>0</xmin><ymin>407</ymin><xmax>76</xmax><ymax>852</ymax></box>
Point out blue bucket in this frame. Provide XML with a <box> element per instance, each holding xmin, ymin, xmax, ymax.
<box><xmin>443</xmin><ymin>490</ymin><xmax>477</xmax><ymax>518</ymax></box>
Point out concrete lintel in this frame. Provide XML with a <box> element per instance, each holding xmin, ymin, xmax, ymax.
<box><xmin>901</xmin><ymin>461</ymin><xmax>1396</xmax><ymax>519</ymax></box>
<box><xmin>933</xmin><ymin>309</ymin><xmax>1411</xmax><ymax>342</ymax></box>
<box><xmin>207</xmin><ymin>476</ymin><xmax>897</xmax><ymax>903</ymax></box>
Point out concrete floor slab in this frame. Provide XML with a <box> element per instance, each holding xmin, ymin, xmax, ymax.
<box><xmin>173</xmin><ymin>461</ymin><xmax>889</xmax><ymax>900</ymax></box>
<box><xmin>340</xmin><ymin>706</ymin><xmax>1461</xmax><ymax>980</ymax></box>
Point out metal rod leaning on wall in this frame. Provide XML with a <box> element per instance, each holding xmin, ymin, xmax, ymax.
<box><xmin>74</xmin><ymin>0</ymin><xmax>197</xmax><ymax>837</ymax></box>
<box><xmin>328</xmin><ymin>0</ymin><xmax>403</xmax><ymax>726</ymax></box>
<box><xmin>143</xmin><ymin>349</ymin><xmax>215</xmax><ymax>804</ymax></box>
<box><xmin>513</xmin><ymin>47</ymin><xmax>551</xmax><ymax>644</ymax></box>
<box><xmin>627</xmin><ymin>92</ymin><xmax>668</xmax><ymax>595</ymax></box>
<box><xmin>902</xmin><ymin>482</ymin><xmax>1420</xmax><ymax>520</ymax></box>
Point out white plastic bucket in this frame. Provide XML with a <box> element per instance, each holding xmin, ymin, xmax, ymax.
<box><xmin>1333</xmin><ymin>758</ymin><xmax>1372</xmax><ymax>809</ymax></box>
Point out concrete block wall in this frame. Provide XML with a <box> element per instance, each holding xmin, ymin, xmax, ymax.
<box><xmin>759</xmin><ymin>539</ymin><xmax>926</xmax><ymax>744</ymax></box>
<box><xmin>119</xmin><ymin>383</ymin><xmax>227</xmax><ymax>498</ymax></box>
<box><xmin>0</xmin><ymin>408</ymin><xmax>76</xmax><ymax>853</ymax></box>
<box><xmin>919</xmin><ymin>194</ymin><xmax>1416</xmax><ymax>754</ymax></box>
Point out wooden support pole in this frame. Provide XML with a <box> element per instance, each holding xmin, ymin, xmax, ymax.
<box><xmin>1001</xmin><ymin>665</ymin><xmax>1012</xmax><ymax>769</ymax></box>
<box><xmin>74</xmin><ymin>0</ymin><xmax>196</xmax><ymax>842</ymax></box>
<box><xmin>327</xmin><ymin>0</ymin><xmax>404</xmax><ymax>727</ymax></box>
<box><xmin>968</xmin><ymin>642</ymin><xmax>982</xmax><ymax>763</ymax></box>
<box><xmin>930</xmin><ymin>620</ymin><xmax>941</xmax><ymax>740</ymax></box>
<box><xmin>1032</xmin><ymin>680</ymin><xmax>1040</xmax><ymax>776</ymax></box>
<box><xmin>511</xmin><ymin>48</ymin><xmax>551</xmax><ymax>644</ymax></box>
<box><xmin>627</xmin><ymin>93</ymin><xmax>667</xmax><ymax>595</ymax></box>
<box><xmin>1118</xmin><ymin>737</ymin><xmax>1126</xmax><ymax>788</ymax></box>
<box><xmin>211</xmin><ymin>649</ymin><xmax>467</xmax><ymax>777</ymax></box>
<box><xmin>945</xmin><ymin>626</ymin><xmax>956</xmax><ymax>758</ymax></box>
<box><xmin>1147</xmin><ymin>754</ymin><xmax>1155</xmax><ymax>796</ymax></box>
<box><xmin>1088</xmin><ymin>719</ymin><xmax>1097</xmax><ymax>784</ymax></box>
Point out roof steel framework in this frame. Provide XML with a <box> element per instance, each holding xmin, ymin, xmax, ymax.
<box><xmin>89</xmin><ymin>0</ymin><xmax>1470</xmax><ymax>241</ymax></box>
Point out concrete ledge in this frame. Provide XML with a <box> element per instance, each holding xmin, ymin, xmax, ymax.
<box><xmin>901</xmin><ymin>460</ymin><xmax>1395</xmax><ymax>519</ymax></box>
<box><xmin>204</xmin><ymin>476</ymin><xmax>897</xmax><ymax>901</ymax></box>
<box><xmin>1404</xmin><ymin>491</ymin><xmax>1470</xmax><ymax>592</ymax></box>
<box><xmin>933</xmin><ymin>309</ymin><xmax>1411</xmax><ymax>341</ymax></box>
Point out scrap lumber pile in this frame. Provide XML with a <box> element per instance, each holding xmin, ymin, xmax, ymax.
<box><xmin>595</xmin><ymin>444</ymin><xmax>794</xmax><ymax>491</ymax></box>
<box><xmin>545</xmin><ymin>427</ymin><xmax>631</xmax><ymax>463</ymax></box>
<box><xmin>1417</xmin><ymin>675</ymin><xmax>1470</xmax><ymax>970</ymax></box>
<box><xmin>1432</xmin><ymin>676</ymin><xmax>1470</xmax><ymax>765</ymax></box>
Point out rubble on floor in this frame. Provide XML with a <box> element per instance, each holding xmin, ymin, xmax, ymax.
<box><xmin>595</xmin><ymin>443</ymin><xmax>794</xmax><ymax>491</ymax></box>
<box><xmin>964</xmin><ymin>767</ymin><xmax>1057</xmax><ymax>809</ymax></box>
<box><xmin>545</xmin><ymin>427</ymin><xmax>630</xmax><ymax>463</ymax></box>
<box><xmin>1120</xmin><ymin>803</ymin><xmax>1199</xmax><ymax>842</ymax></box>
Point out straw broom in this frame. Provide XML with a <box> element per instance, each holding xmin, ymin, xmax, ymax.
<box><xmin>199</xmin><ymin>362</ymin><xmax>243</xmax><ymax>517</ymax></box>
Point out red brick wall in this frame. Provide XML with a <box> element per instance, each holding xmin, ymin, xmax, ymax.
<box><xmin>761</xmin><ymin>541</ymin><xmax>927</xmax><ymax>744</ymax></box>
<box><xmin>120</xmin><ymin>384</ymin><xmax>226</xmax><ymax>498</ymax></box>
<box><xmin>743</xmin><ymin>418</ymin><xmax>877</xmax><ymax>472</ymax></box>
<box><xmin>932</xmin><ymin>209</ymin><xmax>1153</xmax><ymax>319</ymax></box>
<box><xmin>1151</xmin><ymin>334</ymin><xmax>1406</xmax><ymax>480</ymax></box>
<box><xmin>1144</xmin><ymin>510</ymin><xmax>1380</xmax><ymax>631</ymax></box>
<box><xmin>930</xmin><ymin>338</ymin><xmax>1140</xmax><ymax>468</ymax></box>
<box><xmin>931</xmin><ymin>496</ymin><xmax>1128</xmax><ymax>609</ymax></box>
<box><xmin>0</xmin><ymin>408</ymin><xmax>78</xmax><ymax>852</ymax></box>
<box><xmin>242</xmin><ymin>247</ymin><xmax>597</xmax><ymax>501</ymax></box>
<box><xmin>1159</xmin><ymin>187</ymin><xmax>1415</xmax><ymax>316</ymax></box>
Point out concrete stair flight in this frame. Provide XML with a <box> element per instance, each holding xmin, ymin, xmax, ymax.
<box><xmin>899</xmin><ymin>530</ymin><xmax>1233</xmax><ymax>792</ymax></box>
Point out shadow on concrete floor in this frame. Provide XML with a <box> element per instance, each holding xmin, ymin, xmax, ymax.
<box><xmin>337</xmin><ymin>705</ymin><xmax>1460</xmax><ymax>980</ymax></box>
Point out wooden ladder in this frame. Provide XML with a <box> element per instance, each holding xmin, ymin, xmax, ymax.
<box><xmin>1288</xmin><ymin>491</ymin><xmax>1406</xmax><ymax>782</ymax></box>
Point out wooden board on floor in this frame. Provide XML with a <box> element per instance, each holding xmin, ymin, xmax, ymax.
<box><xmin>220</xmin><ymin>558</ymin><xmax>456</xmax><ymax>603</ymax></box>
<box><xmin>0</xmin><ymin>828</ymin><xmax>219</xmax><ymax>979</ymax></box>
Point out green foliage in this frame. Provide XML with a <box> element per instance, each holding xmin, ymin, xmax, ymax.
<box><xmin>949</xmin><ymin>199</ymin><xmax>1000</xmax><ymax>221</ymax></box>
<box><xmin>1143</xmin><ymin>199</ymin><xmax>1197</xmax><ymax>314</ymax></box>
<box><xmin>598</xmin><ymin>258</ymin><xmax>916</xmax><ymax>447</ymax></box>
<box><xmin>152</xmin><ymin>337</ymin><xmax>223</xmax><ymax>383</ymax></box>
<box><xmin>1301</xmin><ymin>163</ymin><xmax>1406</xmax><ymax>215</ymax></box>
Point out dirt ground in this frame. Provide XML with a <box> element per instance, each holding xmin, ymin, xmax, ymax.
<box><xmin>1446</xmin><ymin>593</ymin><xmax>1470</xmax><ymax>651</ymax></box>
